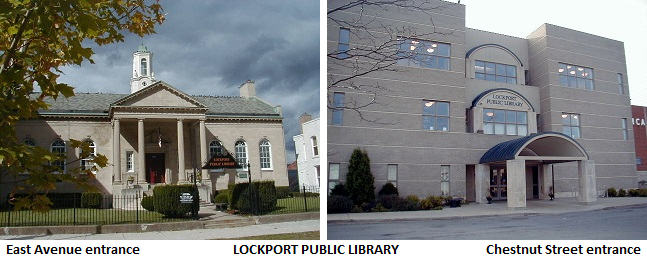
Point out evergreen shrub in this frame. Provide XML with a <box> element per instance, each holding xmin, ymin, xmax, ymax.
<box><xmin>81</xmin><ymin>192</ymin><xmax>102</xmax><ymax>208</ymax></box>
<box><xmin>153</xmin><ymin>184</ymin><xmax>197</xmax><ymax>218</ymax></box>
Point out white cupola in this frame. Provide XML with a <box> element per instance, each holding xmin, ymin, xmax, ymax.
<box><xmin>130</xmin><ymin>44</ymin><xmax>156</xmax><ymax>93</ymax></box>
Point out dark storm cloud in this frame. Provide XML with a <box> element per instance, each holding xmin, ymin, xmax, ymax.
<box><xmin>58</xmin><ymin>1</ymin><xmax>320</xmax><ymax>162</ymax></box>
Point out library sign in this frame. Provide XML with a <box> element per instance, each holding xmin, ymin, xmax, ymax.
<box><xmin>202</xmin><ymin>150</ymin><xmax>242</xmax><ymax>169</ymax></box>
<box><xmin>476</xmin><ymin>89</ymin><xmax>532</xmax><ymax>111</ymax></box>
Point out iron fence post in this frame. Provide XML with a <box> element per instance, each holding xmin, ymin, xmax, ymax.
<box><xmin>303</xmin><ymin>185</ymin><xmax>308</xmax><ymax>212</ymax></box>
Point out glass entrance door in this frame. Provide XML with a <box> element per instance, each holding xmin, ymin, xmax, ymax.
<box><xmin>490</xmin><ymin>167</ymin><xmax>507</xmax><ymax>200</ymax></box>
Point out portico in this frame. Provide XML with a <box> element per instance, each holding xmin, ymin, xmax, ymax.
<box><xmin>110</xmin><ymin>82</ymin><xmax>210</xmax><ymax>193</ymax></box>
<box><xmin>476</xmin><ymin>132</ymin><xmax>596</xmax><ymax>209</ymax></box>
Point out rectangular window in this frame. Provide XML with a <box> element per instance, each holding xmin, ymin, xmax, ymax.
<box><xmin>329</xmin><ymin>163</ymin><xmax>340</xmax><ymax>194</ymax></box>
<box><xmin>338</xmin><ymin>28</ymin><xmax>350</xmax><ymax>59</ymax></box>
<box><xmin>558</xmin><ymin>63</ymin><xmax>593</xmax><ymax>90</ymax></box>
<box><xmin>387</xmin><ymin>164</ymin><xmax>398</xmax><ymax>187</ymax></box>
<box><xmin>637</xmin><ymin>157</ymin><xmax>642</xmax><ymax>165</ymax></box>
<box><xmin>562</xmin><ymin>113</ymin><xmax>581</xmax><ymax>139</ymax></box>
<box><xmin>311</xmin><ymin>137</ymin><xmax>319</xmax><ymax>157</ymax></box>
<box><xmin>622</xmin><ymin>118</ymin><xmax>628</xmax><ymax>140</ymax></box>
<box><xmin>396</xmin><ymin>38</ymin><xmax>450</xmax><ymax>70</ymax></box>
<box><xmin>475</xmin><ymin>60</ymin><xmax>517</xmax><ymax>84</ymax></box>
<box><xmin>126</xmin><ymin>151</ymin><xmax>134</xmax><ymax>172</ymax></box>
<box><xmin>618</xmin><ymin>73</ymin><xmax>624</xmax><ymax>95</ymax></box>
<box><xmin>483</xmin><ymin>109</ymin><xmax>528</xmax><ymax>136</ymax></box>
<box><xmin>332</xmin><ymin>92</ymin><xmax>344</xmax><ymax>125</ymax></box>
<box><xmin>441</xmin><ymin>165</ymin><xmax>450</xmax><ymax>196</ymax></box>
<box><xmin>423</xmin><ymin>100</ymin><xmax>450</xmax><ymax>131</ymax></box>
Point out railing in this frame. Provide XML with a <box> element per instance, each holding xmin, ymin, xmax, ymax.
<box><xmin>238</xmin><ymin>185</ymin><xmax>320</xmax><ymax>215</ymax></box>
<box><xmin>1</xmin><ymin>194</ymin><xmax>189</xmax><ymax>227</ymax></box>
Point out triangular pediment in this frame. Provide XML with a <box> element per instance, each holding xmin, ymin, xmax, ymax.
<box><xmin>112</xmin><ymin>81</ymin><xmax>206</xmax><ymax>108</ymax></box>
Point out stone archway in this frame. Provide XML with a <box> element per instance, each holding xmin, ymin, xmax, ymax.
<box><xmin>477</xmin><ymin>132</ymin><xmax>596</xmax><ymax>209</ymax></box>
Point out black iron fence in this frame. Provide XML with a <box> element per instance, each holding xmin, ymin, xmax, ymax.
<box><xmin>238</xmin><ymin>185</ymin><xmax>320</xmax><ymax>215</ymax></box>
<box><xmin>0</xmin><ymin>194</ymin><xmax>189</xmax><ymax>227</ymax></box>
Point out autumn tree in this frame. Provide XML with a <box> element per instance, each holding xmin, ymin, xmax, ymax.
<box><xmin>0</xmin><ymin>0</ymin><xmax>165</xmax><ymax>212</ymax></box>
<box><xmin>327</xmin><ymin>0</ymin><xmax>456</xmax><ymax>123</ymax></box>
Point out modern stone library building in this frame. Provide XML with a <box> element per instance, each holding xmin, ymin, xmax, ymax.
<box><xmin>327</xmin><ymin>0</ymin><xmax>636</xmax><ymax>208</ymax></box>
<box><xmin>1</xmin><ymin>45</ymin><xmax>289</xmax><ymax>203</ymax></box>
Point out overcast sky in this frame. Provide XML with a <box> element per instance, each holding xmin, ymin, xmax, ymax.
<box><xmin>460</xmin><ymin>0</ymin><xmax>647</xmax><ymax>106</ymax></box>
<box><xmin>59</xmin><ymin>1</ymin><xmax>320</xmax><ymax>163</ymax></box>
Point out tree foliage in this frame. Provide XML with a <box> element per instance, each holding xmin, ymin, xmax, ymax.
<box><xmin>346</xmin><ymin>147</ymin><xmax>375</xmax><ymax>205</ymax></box>
<box><xmin>327</xmin><ymin>0</ymin><xmax>456</xmax><ymax>123</ymax></box>
<box><xmin>0</xmin><ymin>0</ymin><xmax>164</xmax><ymax>212</ymax></box>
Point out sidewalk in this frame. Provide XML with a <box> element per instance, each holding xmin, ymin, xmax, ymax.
<box><xmin>327</xmin><ymin>197</ymin><xmax>647</xmax><ymax>223</ymax></box>
<box><xmin>0</xmin><ymin>203</ymin><xmax>320</xmax><ymax>240</ymax></box>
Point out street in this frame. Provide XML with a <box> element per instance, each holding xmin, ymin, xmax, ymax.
<box><xmin>327</xmin><ymin>205</ymin><xmax>647</xmax><ymax>240</ymax></box>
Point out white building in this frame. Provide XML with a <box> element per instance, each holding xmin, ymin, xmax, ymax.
<box><xmin>293</xmin><ymin>113</ymin><xmax>320</xmax><ymax>190</ymax></box>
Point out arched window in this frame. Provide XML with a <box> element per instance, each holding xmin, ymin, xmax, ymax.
<box><xmin>209</xmin><ymin>140</ymin><xmax>223</xmax><ymax>157</ymax></box>
<box><xmin>311</xmin><ymin>136</ymin><xmax>318</xmax><ymax>156</ymax></box>
<box><xmin>51</xmin><ymin>139</ymin><xmax>66</xmax><ymax>173</ymax></box>
<box><xmin>259</xmin><ymin>140</ymin><xmax>272</xmax><ymax>169</ymax></box>
<box><xmin>23</xmin><ymin>137</ymin><xmax>36</xmax><ymax>146</ymax></box>
<box><xmin>141</xmin><ymin>58</ymin><xmax>148</xmax><ymax>76</ymax></box>
<box><xmin>80</xmin><ymin>139</ymin><xmax>97</xmax><ymax>172</ymax></box>
<box><xmin>235</xmin><ymin>140</ymin><xmax>248</xmax><ymax>170</ymax></box>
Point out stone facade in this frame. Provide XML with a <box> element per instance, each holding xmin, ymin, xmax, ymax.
<box><xmin>327</xmin><ymin>0</ymin><xmax>636</xmax><ymax>207</ymax></box>
<box><xmin>2</xmin><ymin>46</ymin><xmax>289</xmax><ymax>203</ymax></box>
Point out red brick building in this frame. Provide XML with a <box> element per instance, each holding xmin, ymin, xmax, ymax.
<box><xmin>632</xmin><ymin>106</ymin><xmax>647</xmax><ymax>176</ymax></box>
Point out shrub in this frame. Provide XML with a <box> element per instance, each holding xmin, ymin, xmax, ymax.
<box><xmin>378</xmin><ymin>182</ymin><xmax>399</xmax><ymax>196</ymax></box>
<box><xmin>618</xmin><ymin>189</ymin><xmax>627</xmax><ymax>197</ymax></box>
<box><xmin>81</xmin><ymin>192</ymin><xmax>102</xmax><ymax>209</ymax></box>
<box><xmin>141</xmin><ymin>196</ymin><xmax>155</xmax><ymax>211</ymax></box>
<box><xmin>346</xmin><ymin>148</ymin><xmax>375</xmax><ymax>205</ymax></box>
<box><xmin>375</xmin><ymin>194</ymin><xmax>420</xmax><ymax>211</ymax></box>
<box><xmin>330</xmin><ymin>183</ymin><xmax>348</xmax><ymax>196</ymax></box>
<box><xmin>213</xmin><ymin>190</ymin><xmax>229</xmax><ymax>204</ymax></box>
<box><xmin>420</xmin><ymin>195</ymin><xmax>445</xmax><ymax>210</ymax></box>
<box><xmin>327</xmin><ymin>195</ymin><xmax>354</xmax><ymax>213</ymax></box>
<box><xmin>153</xmin><ymin>184</ymin><xmax>197</xmax><ymax>218</ymax></box>
<box><xmin>232</xmin><ymin>181</ymin><xmax>278</xmax><ymax>214</ymax></box>
<box><xmin>406</xmin><ymin>195</ymin><xmax>420</xmax><ymax>205</ymax></box>
<box><xmin>607</xmin><ymin>187</ymin><xmax>617</xmax><ymax>197</ymax></box>
<box><xmin>275</xmin><ymin>186</ymin><xmax>292</xmax><ymax>199</ymax></box>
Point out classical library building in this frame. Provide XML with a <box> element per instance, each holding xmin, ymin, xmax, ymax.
<box><xmin>1</xmin><ymin>45</ymin><xmax>289</xmax><ymax>203</ymax></box>
<box><xmin>327</xmin><ymin>0</ymin><xmax>637</xmax><ymax>208</ymax></box>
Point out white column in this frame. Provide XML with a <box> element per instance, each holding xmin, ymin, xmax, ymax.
<box><xmin>112</xmin><ymin>119</ymin><xmax>121</xmax><ymax>183</ymax></box>
<box><xmin>506</xmin><ymin>159</ymin><xmax>526</xmax><ymax>209</ymax></box>
<box><xmin>475</xmin><ymin>164</ymin><xmax>490</xmax><ymax>203</ymax></box>
<box><xmin>541</xmin><ymin>164</ymin><xmax>553</xmax><ymax>200</ymax></box>
<box><xmin>199</xmin><ymin>119</ymin><xmax>208</xmax><ymax>181</ymax></box>
<box><xmin>177</xmin><ymin>119</ymin><xmax>187</xmax><ymax>183</ymax></box>
<box><xmin>578</xmin><ymin>160</ymin><xmax>597</xmax><ymax>205</ymax></box>
<box><xmin>137</xmin><ymin>119</ymin><xmax>146</xmax><ymax>183</ymax></box>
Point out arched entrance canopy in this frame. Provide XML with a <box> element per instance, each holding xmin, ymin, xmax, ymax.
<box><xmin>480</xmin><ymin>132</ymin><xmax>588</xmax><ymax>164</ymax></box>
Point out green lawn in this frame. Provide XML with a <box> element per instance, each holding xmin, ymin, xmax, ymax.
<box><xmin>270</xmin><ymin>196</ymin><xmax>320</xmax><ymax>214</ymax></box>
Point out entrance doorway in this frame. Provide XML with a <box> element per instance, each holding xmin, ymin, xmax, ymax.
<box><xmin>490</xmin><ymin>167</ymin><xmax>507</xmax><ymax>200</ymax></box>
<box><xmin>146</xmin><ymin>153</ymin><xmax>165</xmax><ymax>183</ymax></box>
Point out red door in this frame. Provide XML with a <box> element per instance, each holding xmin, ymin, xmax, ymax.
<box><xmin>145</xmin><ymin>153</ymin><xmax>165</xmax><ymax>183</ymax></box>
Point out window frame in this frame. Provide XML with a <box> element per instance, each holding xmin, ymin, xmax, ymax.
<box><xmin>259</xmin><ymin>140</ymin><xmax>272</xmax><ymax>170</ymax></box>
<box><xmin>475</xmin><ymin>60</ymin><xmax>517</xmax><ymax>84</ymax></box>
<box><xmin>51</xmin><ymin>139</ymin><xmax>67</xmax><ymax>174</ymax></box>
<box><xmin>126</xmin><ymin>151</ymin><xmax>135</xmax><ymax>173</ymax></box>
<box><xmin>396</xmin><ymin>38</ymin><xmax>450</xmax><ymax>70</ymax></box>
<box><xmin>618</xmin><ymin>73</ymin><xmax>624</xmax><ymax>95</ymax></box>
<box><xmin>235</xmin><ymin>140</ymin><xmax>248</xmax><ymax>171</ymax></box>
<box><xmin>422</xmin><ymin>100</ymin><xmax>450</xmax><ymax>132</ymax></box>
<box><xmin>311</xmin><ymin>136</ymin><xmax>319</xmax><ymax>157</ymax></box>
<box><xmin>483</xmin><ymin>109</ymin><xmax>528</xmax><ymax>136</ymax></box>
<box><xmin>328</xmin><ymin>163</ymin><xmax>340</xmax><ymax>194</ymax></box>
<box><xmin>338</xmin><ymin>28</ymin><xmax>350</xmax><ymax>59</ymax></box>
<box><xmin>387</xmin><ymin>164</ymin><xmax>398</xmax><ymax>187</ymax></box>
<box><xmin>80</xmin><ymin>140</ymin><xmax>97</xmax><ymax>173</ymax></box>
<box><xmin>332</xmin><ymin>92</ymin><xmax>345</xmax><ymax>125</ymax></box>
<box><xmin>558</xmin><ymin>63</ymin><xmax>593</xmax><ymax>90</ymax></box>
<box><xmin>209</xmin><ymin>140</ymin><xmax>223</xmax><ymax>157</ymax></box>
<box><xmin>622</xmin><ymin>118</ymin><xmax>628</xmax><ymax>140</ymax></box>
<box><xmin>441</xmin><ymin>165</ymin><xmax>450</xmax><ymax>196</ymax></box>
<box><xmin>562</xmin><ymin>113</ymin><xmax>581</xmax><ymax>139</ymax></box>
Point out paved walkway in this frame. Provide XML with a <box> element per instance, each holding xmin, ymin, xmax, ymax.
<box><xmin>327</xmin><ymin>197</ymin><xmax>647</xmax><ymax>223</ymax></box>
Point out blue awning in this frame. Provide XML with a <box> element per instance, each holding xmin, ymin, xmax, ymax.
<box><xmin>479</xmin><ymin>132</ymin><xmax>588</xmax><ymax>164</ymax></box>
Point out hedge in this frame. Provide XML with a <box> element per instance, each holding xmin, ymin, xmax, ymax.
<box><xmin>229</xmin><ymin>181</ymin><xmax>278</xmax><ymax>214</ymax></box>
<box><xmin>153</xmin><ymin>184</ymin><xmax>197</xmax><ymax>218</ymax></box>
<box><xmin>81</xmin><ymin>192</ymin><xmax>102</xmax><ymax>209</ymax></box>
